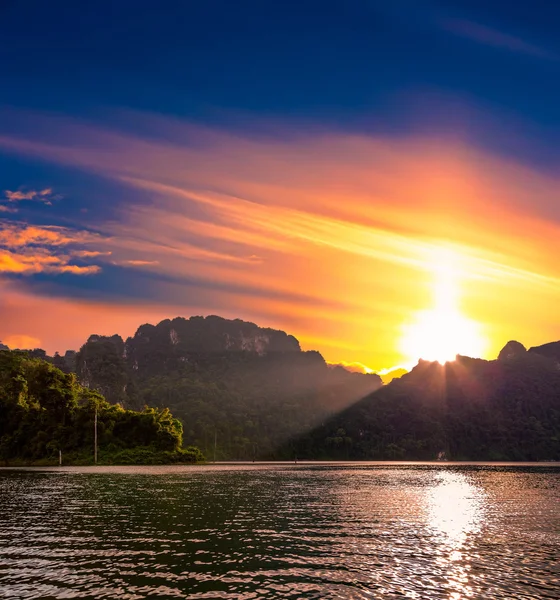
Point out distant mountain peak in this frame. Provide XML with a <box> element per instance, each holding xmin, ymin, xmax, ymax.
<box><xmin>497</xmin><ymin>340</ymin><xmax>527</xmax><ymax>361</ymax></box>
<box><xmin>127</xmin><ymin>315</ymin><xmax>302</xmax><ymax>355</ymax></box>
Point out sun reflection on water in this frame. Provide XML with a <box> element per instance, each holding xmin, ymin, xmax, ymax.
<box><xmin>426</xmin><ymin>471</ymin><xmax>487</xmax><ymax>599</ymax></box>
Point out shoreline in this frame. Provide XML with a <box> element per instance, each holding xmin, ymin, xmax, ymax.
<box><xmin>1</xmin><ymin>459</ymin><xmax>559</xmax><ymax>472</ymax></box>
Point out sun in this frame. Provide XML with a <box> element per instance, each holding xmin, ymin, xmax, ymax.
<box><xmin>400</xmin><ymin>308</ymin><xmax>486</xmax><ymax>365</ymax></box>
<box><xmin>399</xmin><ymin>246</ymin><xmax>487</xmax><ymax>365</ymax></box>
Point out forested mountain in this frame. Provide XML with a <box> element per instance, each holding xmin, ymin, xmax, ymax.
<box><xmin>6</xmin><ymin>315</ymin><xmax>560</xmax><ymax>461</ymax></box>
<box><xmin>71</xmin><ymin>316</ymin><xmax>382</xmax><ymax>459</ymax></box>
<box><xmin>0</xmin><ymin>351</ymin><xmax>202</xmax><ymax>465</ymax></box>
<box><xmin>289</xmin><ymin>340</ymin><xmax>560</xmax><ymax>461</ymax></box>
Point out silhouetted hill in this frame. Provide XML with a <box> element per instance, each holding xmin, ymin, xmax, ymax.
<box><xmin>529</xmin><ymin>340</ymin><xmax>560</xmax><ymax>364</ymax></box>
<box><xmin>12</xmin><ymin>322</ymin><xmax>560</xmax><ymax>460</ymax></box>
<box><xmin>497</xmin><ymin>340</ymin><xmax>527</xmax><ymax>361</ymax></box>
<box><xmin>74</xmin><ymin>316</ymin><xmax>382</xmax><ymax>458</ymax></box>
<box><xmin>288</xmin><ymin>342</ymin><xmax>560</xmax><ymax>461</ymax></box>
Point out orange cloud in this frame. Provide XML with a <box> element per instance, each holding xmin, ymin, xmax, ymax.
<box><xmin>114</xmin><ymin>259</ymin><xmax>160</xmax><ymax>266</ymax></box>
<box><xmin>0</xmin><ymin>249</ymin><xmax>100</xmax><ymax>275</ymax></box>
<box><xmin>73</xmin><ymin>250</ymin><xmax>112</xmax><ymax>258</ymax></box>
<box><xmin>0</xmin><ymin>223</ymin><xmax>87</xmax><ymax>247</ymax></box>
<box><xmin>330</xmin><ymin>361</ymin><xmax>374</xmax><ymax>374</ymax></box>
<box><xmin>0</xmin><ymin>222</ymin><xmax>103</xmax><ymax>275</ymax></box>
<box><xmin>0</xmin><ymin>112</ymin><xmax>559</xmax><ymax>369</ymax></box>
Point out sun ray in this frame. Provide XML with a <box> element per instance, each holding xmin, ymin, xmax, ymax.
<box><xmin>400</xmin><ymin>247</ymin><xmax>487</xmax><ymax>365</ymax></box>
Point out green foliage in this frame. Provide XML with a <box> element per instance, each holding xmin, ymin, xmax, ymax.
<box><xmin>98</xmin><ymin>446</ymin><xmax>204</xmax><ymax>465</ymax></box>
<box><xmin>75</xmin><ymin>335</ymin><xmax>129</xmax><ymax>405</ymax></box>
<box><xmin>0</xmin><ymin>351</ymin><xmax>202</xmax><ymax>465</ymax></box>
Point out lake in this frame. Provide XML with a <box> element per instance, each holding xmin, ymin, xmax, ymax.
<box><xmin>0</xmin><ymin>463</ymin><xmax>558</xmax><ymax>599</ymax></box>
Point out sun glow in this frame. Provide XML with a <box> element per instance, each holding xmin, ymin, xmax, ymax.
<box><xmin>400</xmin><ymin>247</ymin><xmax>487</xmax><ymax>365</ymax></box>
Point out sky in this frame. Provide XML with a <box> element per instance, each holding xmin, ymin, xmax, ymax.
<box><xmin>0</xmin><ymin>0</ymin><xmax>559</xmax><ymax>371</ymax></box>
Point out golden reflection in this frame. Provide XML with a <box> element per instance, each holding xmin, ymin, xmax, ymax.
<box><xmin>426</xmin><ymin>471</ymin><xmax>487</xmax><ymax>599</ymax></box>
<box><xmin>400</xmin><ymin>247</ymin><xmax>487</xmax><ymax>365</ymax></box>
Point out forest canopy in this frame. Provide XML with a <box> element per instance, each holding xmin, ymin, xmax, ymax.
<box><xmin>0</xmin><ymin>350</ymin><xmax>203</xmax><ymax>465</ymax></box>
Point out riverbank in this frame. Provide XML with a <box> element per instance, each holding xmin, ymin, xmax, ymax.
<box><xmin>1</xmin><ymin>445</ymin><xmax>205</xmax><ymax>467</ymax></box>
<box><xmin>2</xmin><ymin>459</ymin><xmax>559</xmax><ymax>471</ymax></box>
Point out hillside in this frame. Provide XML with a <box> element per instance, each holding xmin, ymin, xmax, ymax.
<box><xmin>289</xmin><ymin>340</ymin><xmax>560</xmax><ymax>461</ymax></box>
<box><xmin>8</xmin><ymin>317</ymin><xmax>560</xmax><ymax>461</ymax></box>
<box><xmin>74</xmin><ymin>316</ymin><xmax>382</xmax><ymax>459</ymax></box>
<box><xmin>0</xmin><ymin>350</ymin><xmax>203</xmax><ymax>465</ymax></box>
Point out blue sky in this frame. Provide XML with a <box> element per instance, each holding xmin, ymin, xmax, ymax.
<box><xmin>1</xmin><ymin>0</ymin><xmax>559</xmax><ymax>368</ymax></box>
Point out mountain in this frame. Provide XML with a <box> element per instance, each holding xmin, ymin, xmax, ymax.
<box><xmin>0</xmin><ymin>341</ymin><xmax>8</xmax><ymax>351</ymax></box>
<box><xmin>289</xmin><ymin>340</ymin><xmax>560</xmax><ymax>461</ymax></box>
<box><xmin>74</xmin><ymin>316</ymin><xmax>382</xmax><ymax>459</ymax></box>
<box><xmin>529</xmin><ymin>341</ymin><xmax>560</xmax><ymax>364</ymax></box>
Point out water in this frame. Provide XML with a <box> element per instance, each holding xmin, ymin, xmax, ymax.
<box><xmin>0</xmin><ymin>463</ymin><xmax>559</xmax><ymax>599</ymax></box>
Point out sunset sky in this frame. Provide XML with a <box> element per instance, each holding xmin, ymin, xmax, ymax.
<box><xmin>1</xmin><ymin>0</ymin><xmax>559</xmax><ymax>372</ymax></box>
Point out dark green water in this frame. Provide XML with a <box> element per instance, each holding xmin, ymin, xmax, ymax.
<box><xmin>0</xmin><ymin>463</ymin><xmax>559</xmax><ymax>599</ymax></box>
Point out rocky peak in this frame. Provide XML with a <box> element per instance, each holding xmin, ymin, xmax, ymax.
<box><xmin>497</xmin><ymin>340</ymin><xmax>527</xmax><ymax>361</ymax></box>
<box><xmin>128</xmin><ymin>315</ymin><xmax>301</xmax><ymax>356</ymax></box>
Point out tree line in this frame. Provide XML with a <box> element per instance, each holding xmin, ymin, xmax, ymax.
<box><xmin>0</xmin><ymin>350</ymin><xmax>203</xmax><ymax>465</ymax></box>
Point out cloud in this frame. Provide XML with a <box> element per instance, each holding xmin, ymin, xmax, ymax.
<box><xmin>330</xmin><ymin>361</ymin><xmax>374</xmax><ymax>374</ymax></box>
<box><xmin>440</xmin><ymin>18</ymin><xmax>557</xmax><ymax>60</ymax></box>
<box><xmin>374</xmin><ymin>366</ymin><xmax>409</xmax><ymax>384</ymax></box>
<box><xmin>0</xmin><ymin>110</ymin><xmax>560</xmax><ymax>369</ymax></box>
<box><xmin>114</xmin><ymin>259</ymin><xmax>160</xmax><ymax>266</ymax></box>
<box><xmin>4</xmin><ymin>188</ymin><xmax>52</xmax><ymax>202</ymax></box>
<box><xmin>73</xmin><ymin>250</ymin><xmax>112</xmax><ymax>258</ymax></box>
<box><xmin>2</xmin><ymin>188</ymin><xmax>57</xmax><ymax>212</ymax></box>
<box><xmin>0</xmin><ymin>249</ymin><xmax>101</xmax><ymax>275</ymax></box>
<box><xmin>331</xmin><ymin>361</ymin><xmax>408</xmax><ymax>383</ymax></box>
<box><xmin>0</xmin><ymin>223</ymin><xmax>87</xmax><ymax>247</ymax></box>
<box><xmin>0</xmin><ymin>222</ymin><xmax>104</xmax><ymax>275</ymax></box>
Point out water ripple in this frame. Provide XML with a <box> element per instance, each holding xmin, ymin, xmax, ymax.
<box><xmin>0</xmin><ymin>465</ymin><xmax>559</xmax><ymax>599</ymax></box>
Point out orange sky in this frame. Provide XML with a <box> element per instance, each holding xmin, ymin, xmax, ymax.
<box><xmin>1</xmin><ymin>112</ymin><xmax>560</xmax><ymax>371</ymax></box>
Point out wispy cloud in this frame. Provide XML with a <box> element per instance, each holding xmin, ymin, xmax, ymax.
<box><xmin>115</xmin><ymin>259</ymin><xmax>160</xmax><ymax>266</ymax></box>
<box><xmin>0</xmin><ymin>222</ymin><xmax>103</xmax><ymax>275</ymax></box>
<box><xmin>3</xmin><ymin>187</ymin><xmax>58</xmax><ymax>210</ymax></box>
<box><xmin>5</xmin><ymin>188</ymin><xmax>52</xmax><ymax>202</ymax></box>
<box><xmin>73</xmin><ymin>250</ymin><xmax>112</xmax><ymax>258</ymax></box>
<box><xmin>440</xmin><ymin>18</ymin><xmax>557</xmax><ymax>60</ymax></box>
<box><xmin>0</xmin><ymin>110</ymin><xmax>559</xmax><ymax>368</ymax></box>
<box><xmin>0</xmin><ymin>250</ymin><xmax>100</xmax><ymax>275</ymax></box>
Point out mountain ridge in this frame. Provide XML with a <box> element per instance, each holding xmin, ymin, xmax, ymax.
<box><xmin>4</xmin><ymin>319</ymin><xmax>560</xmax><ymax>460</ymax></box>
<box><xmin>70</xmin><ymin>315</ymin><xmax>382</xmax><ymax>458</ymax></box>
<box><xmin>288</xmin><ymin>339</ymin><xmax>560</xmax><ymax>461</ymax></box>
